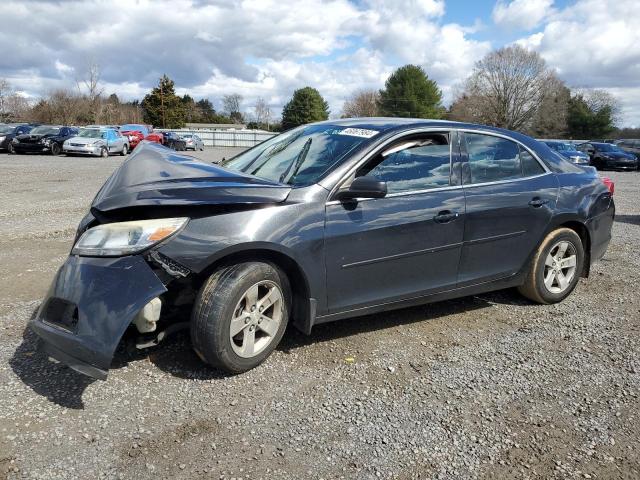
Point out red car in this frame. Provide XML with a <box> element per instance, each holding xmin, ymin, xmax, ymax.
<box><xmin>145</xmin><ymin>131</ymin><xmax>164</xmax><ymax>144</ymax></box>
<box><xmin>119</xmin><ymin>124</ymin><xmax>149</xmax><ymax>150</ymax></box>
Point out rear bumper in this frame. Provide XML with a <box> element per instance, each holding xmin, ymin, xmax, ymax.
<box><xmin>29</xmin><ymin>255</ymin><xmax>167</xmax><ymax>380</ymax></box>
<box><xmin>587</xmin><ymin>198</ymin><xmax>615</xmax><ymax>263</ymax></box>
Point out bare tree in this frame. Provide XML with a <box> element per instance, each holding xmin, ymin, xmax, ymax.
<box><xmin>457</xmin><ymin>45</ymin><xmax>558</xmax><ymax>131</ymax></box>
<box><xmin>578</xmin><ymin>88</ymin><xmax>622</xmax><ymax>125</ymax></box>
<box><xmin>527</xmin><ymin>77</ymin><xmax>571</xmax><ymax>138</ymax></box>
<box><xmin>223</xmin><ymin>93</ymin><xmax>243</xmax><ymax>123</ymax></box>
<box><xmin>75</xmin><ymin>61</ymin><xmax>104</xmax><ymax>123</ymax></box>
<box><xmin>253</xmin><ymin>97</ymin><xmax>271</xmax><ymax>129</ymax></box>
<box><xmin>0</xmin><ymin>78</ymin><xmax>13</xmax><ymax>121</ymax></box>
<box><xmin>341</xmin><ymin>89</ymin><xmax>380</xmax><ymax>117</ymax></box>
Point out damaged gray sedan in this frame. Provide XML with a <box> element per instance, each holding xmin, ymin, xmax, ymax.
<box><xmin>30</xmin><ymin>118</ymin><xmax>614</xmax><ymax>379</ymax></box>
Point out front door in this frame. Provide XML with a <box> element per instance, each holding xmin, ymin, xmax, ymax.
<box><xmin>324</xmin><ymin>131</ymin><xmax>465</xmax><ymax>313</ymax></box>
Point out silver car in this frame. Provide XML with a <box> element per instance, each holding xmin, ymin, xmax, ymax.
<box><xmin>63</xmin><ymin>128</ymin><xmax>130</xmax><ymax>157</ymax></box>
<box><xmin>181</xmin><ymin>133</ymin><xmax>204</xmax><ymax>151</ymax></box>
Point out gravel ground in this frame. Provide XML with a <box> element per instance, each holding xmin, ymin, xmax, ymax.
<box><xmin>0</xmin><ymin>150</ymin><xmax>638</xmax><ymax>480</ymax></box>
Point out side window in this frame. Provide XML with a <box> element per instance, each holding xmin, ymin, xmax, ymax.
<box><xmin>519</xmin><ymin>146</ymin><xmax>545</xmax><ymax>176</ymax></box>
<box><xmin>357</xmin><ymin>133</ymin><xmax>451</xmax><ymax>194</ymax></box>
<box><xmin>464</xmin><ymin>133</ymin><xmax>521</xmax><ymax>183</ymax></box>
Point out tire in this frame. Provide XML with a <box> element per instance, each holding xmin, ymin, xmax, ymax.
<box><xmin>51</xmin><ymin>142</ymin><xmax>61</xmax><ymax>156</ymax></box>
<box><xmin>518</xmin><ymin>228</ymin><xmax>585</xmax><ymax>304</ymax></box>
<box><xmin>121</xmin><ymin>144</ymin><xmax>128</xmax><ymax>156</ymax></box>
<box><xmin>191</xmin><ymin>262</ymin><xmax>291</xmax><ymax>373</ymax></box>
<box><xmin>100</xmin><ymin>147</ymin><xmax>108</xmax><ymax>158</ymax></box>
<box><xmin>7</xmin><ymin>143</ymin><xmax>15</xmax><ymax>154</ymax></box>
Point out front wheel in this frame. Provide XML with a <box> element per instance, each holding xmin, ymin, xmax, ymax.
<box><xmin>100</xmin><ymin>147</ymin><xmax>108</xmax><ymax>158</ymax></box>
<box><xmin>7</xmin><ymin>143</ymin><xmax>15</xmax><ymax>154</ymax></box>
<box><xmin>121</xmin><ymin>144</ymin><xmax>128</xmax><ymax>156</ymax></box>
<box><xmin>518</xmin><ymin>228</ymin><xmax>584</xmax><ymax>304</ymax></box>
<box><xmin>51</xmin><ymin>143</ymin><xmax>62</xmax><ymax>156</ymax></box>
<box><xmin>191</xmin><ymin>262</ymin><xmax>290</xmax><ymax>373</ymax></box>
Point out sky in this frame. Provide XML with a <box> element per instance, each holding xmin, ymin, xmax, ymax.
<box><xmin>0</xmin><ymin>0</ymin><xmax>639</xmax><ymax>126</ymax></box>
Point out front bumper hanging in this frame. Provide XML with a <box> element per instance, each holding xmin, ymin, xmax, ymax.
<box><xmin>30</xmin><ymin>254</ymin><xmax>167</xmax><ymax>380</ymax></box>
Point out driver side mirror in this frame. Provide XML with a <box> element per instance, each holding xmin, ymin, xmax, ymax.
<box><xmin>335</xmin><ymin>176</ymin><xmax>387</xmax><ymax>201</ymax></box>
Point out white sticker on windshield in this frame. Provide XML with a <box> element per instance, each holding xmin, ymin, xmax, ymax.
<box><xmin>337</xmin><ymin>128</ymin><xmax>379</xmax><ymax>138</ymax></box>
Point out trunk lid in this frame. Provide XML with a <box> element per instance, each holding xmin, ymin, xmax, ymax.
<box><xmin>92</xmin><ymin>143</ymin><xmax>291</xmax><ymax>212</ymax></box>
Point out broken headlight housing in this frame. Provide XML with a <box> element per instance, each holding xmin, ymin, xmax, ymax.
<box><xmin>72</xmin><ymin>217</ymin><xmax>188</xmax><ymax>256</ymax></box>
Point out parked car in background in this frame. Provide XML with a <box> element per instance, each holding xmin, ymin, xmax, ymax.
<box><xmin>542</xmin><ymin>141</ymin><xmax>590</xmax><ymax>165</ymax></box>
<box><xmin>12</xmin><ymin>125</ymin><xmax>79</xmax><ymax>155</ymax></box>
<box><xmin>29</xmin><ymin>119</ymin><xmax>615</xmax><ymax>379</ymax></box>
<box><xmin>120</xmin><ymin>124</ymin><xmax>150</xmax><ymax>150</ymax></box>
<box><xmin>145</xmin><ymin>131</ymin><xmax>164</xmax><ymax>145</ymax></box>
<box><xmin>63</xmin><ymin>128</ymin><xmax>129</xmax><ymax>157</ymax></box>
<box><xmin>577</xmin><ymin>142</ymin><xmax>638</xmax><ymax>170</ymax></box>
<box><xmin>181</xmin><ymin>133</ymin><xmax>204</xmax><ymax>151</ymax></box>
<box><xmin>0</xmin><ymin>124</ymin><xmax>34</xmax><ymax>153</ymax></box>
<box><xmin>162</xmin><ymin>131</ymin><xmax>187</xmax><ymax>150</ymax></box>
<box><xmin>614</xmin><ymin>139</ymin><xmax>640</xmax><ymax>163</ymax></box>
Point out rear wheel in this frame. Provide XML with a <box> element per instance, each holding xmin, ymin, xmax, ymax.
<box><xmin>191</xmin><ymin>262</ymin><xmax>290</xmax><ymax>373</ymax></box>
<box><xmin>518</xmin><ymin>228</ymin><xmax>584</xmax><ymax>304</ymax></box>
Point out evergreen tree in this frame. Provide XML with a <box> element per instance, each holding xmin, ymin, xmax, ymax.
<box><xmin>378</xmin><ymin>65</ymin><xmax>444</xmax><ymax>119</ymax></box>
<box><xmin>141</xmin><ymin>75</ymin><xmax>185</xmax><ymax>128</ymax></box>
<box><xmin>281</xmin><ymin>87</ymin><xmax>329</xmax><ymax>130</ymax></box>
<box><xmin>567</xmin><ymin>93</ymin><xmax>616</xmax><ymax>139</ymax></box>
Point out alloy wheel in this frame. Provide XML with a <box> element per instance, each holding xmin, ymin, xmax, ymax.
<box><xmin>229</xmin><ymin>281</ymin><xmax>283</xmax><ymax>358</ymax></box>
<box><xmin>543</xmin><ymin>240</ymin><xmax>577</xmax><ymax>294</ymax></box>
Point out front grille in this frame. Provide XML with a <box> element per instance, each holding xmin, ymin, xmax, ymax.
<box><xmin>70</xmin><ymin>143</ymin><xmax>86</xmax><ymax>147</ymax></box>
<box><xmin>41</xmin><ymin>298</ymin><xmax>79</xmax><ymax>332</ymax></box>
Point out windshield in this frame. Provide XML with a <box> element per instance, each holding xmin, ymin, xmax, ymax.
<box><xmin>30</xmin><ymin>126</ymin><xmax>60</xmax><ymax>135</ymax></box>
<box><xmin>0</xmin><ymin>125</ymin><xmax>16</xmax><ymax>134</ymax></box>
<box><xmin>597</xmin><ymin>143</ymin><xmax>622</xmax><ymax>152</ymax></box>
<box><xmin>78</xmin><ymin>129</ymin><xmax>105</xmax><ymax>139</ymax></box>
<box><xmin>222</xmin><ymin>124</ymin><xmax>378</xmax><ymax>186</ymax></box>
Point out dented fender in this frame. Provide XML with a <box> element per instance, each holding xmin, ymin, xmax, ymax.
<box><xmin>29</xmin><ymin>255</ymin><xmax>167</xmax><ymax>379</ymax></box>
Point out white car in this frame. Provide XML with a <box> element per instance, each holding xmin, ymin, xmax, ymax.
<box><xmin>180</xmin><ymin>133</ymin><xmax>204</xmax><ymax>151</ymax></box>
<box><xmin>63</xmin><ymin>128</ymin><xmax>129</xmax><ymax>157</ymax></box>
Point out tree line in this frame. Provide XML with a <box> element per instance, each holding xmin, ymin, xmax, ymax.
<box><xmin>0</xmin><ymin>46</ymin><xmax>631</xmax><ymax>138</ymax></box>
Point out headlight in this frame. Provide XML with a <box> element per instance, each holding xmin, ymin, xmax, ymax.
<box><xmin>41</xmin><ymin>138</ymin><xmax>51</xmax><ymax>145</ymax></box>
<box><xmin>72</xmin><ymin>217</ymin><xmax>188</xmax><ymax>256</ymax></box>
<box><xmin>0</xmin><ymin>136</ymin><xmax>5</xmax><ymax>142</ymax></box>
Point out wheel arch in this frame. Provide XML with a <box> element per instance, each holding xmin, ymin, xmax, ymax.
<box><xmin>195</xmin><ymin>245</ymin><xmax>315</xmax><ymax>335</ymax></box>
<box><xmin>547</xmin><ymin>217</ymin><xmax>592</xmax><ymax>277</ymax></box>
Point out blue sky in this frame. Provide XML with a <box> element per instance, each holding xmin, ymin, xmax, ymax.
<box><xmin>0</xmin><ymin>0</ymin><xmax>639</xmax><ymax>125</ymax></box>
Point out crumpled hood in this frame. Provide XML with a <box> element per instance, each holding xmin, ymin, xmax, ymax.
<box><xmin>92</xmin><ymin>142</ymin><xmax>291</xmax><ymax>212</ymax></box>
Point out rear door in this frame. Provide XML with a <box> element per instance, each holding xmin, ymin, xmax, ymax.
<box><xmin>458</xmin><ymin>131</ymin><xmax>558</xmax><ymax>286</ymax></box>
<box><xmin>324</xmin><ymin>131</ymin><xmax>465</xmax><ymax>313</ymax></box>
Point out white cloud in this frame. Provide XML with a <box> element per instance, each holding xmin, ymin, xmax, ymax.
<box><xmin>512</xmin><ymin>0</ymin><xmax>640</xmax><ymax>124</ymax></box>
<box><xmin>493</xmin><ymin>0</ymin><xmax>554</xmax><ymax>30</ymax></box>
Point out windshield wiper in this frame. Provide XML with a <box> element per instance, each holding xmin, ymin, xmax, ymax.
<box><xmin>279</xmin><ymin>138</ymin><xmax>312</xmax><ymax>184</ymax></box>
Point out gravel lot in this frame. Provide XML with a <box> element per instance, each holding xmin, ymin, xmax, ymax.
<box><xmin>0</xmin><ymin>149</ymin><xmax>638</xmax><ymax>480</ymax></box>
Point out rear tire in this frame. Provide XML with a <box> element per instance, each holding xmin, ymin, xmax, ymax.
<box><xmin>518</xmin><ymin>228</ymin><xmax>584</xmax><ymax>304</ymax></box>
<box><xmin>191</xmin><ymin>262</ymin><xmax>290</xmax><ymax>373</ymax></box>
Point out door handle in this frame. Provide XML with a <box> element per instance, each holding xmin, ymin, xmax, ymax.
<box><xmin>434</xmin><ymin>210</ymin><xmax>459</xmax><ymax>224</ymax></box>
<box><xmin>528</xmin><ymin>197</ymin><xmax>549</xmax><ymax>208</ymax></box>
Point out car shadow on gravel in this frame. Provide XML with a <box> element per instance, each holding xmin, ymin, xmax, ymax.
<box><xmin>615</xmin><ymin>214</ymin><xmax>640</xmax><ymax>226</ymax></box>
<box><xmin>9</xmin><ymin>307</ymin><xmax>95</xmax><ymax>410</ymax></box>
<box><xmin>143</xmin><ymin>288</ymin><xmax>530</xmax><ymax>380</ymax></box>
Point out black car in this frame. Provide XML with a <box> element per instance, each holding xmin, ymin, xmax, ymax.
<box><xmin>0</xmin><ymin>124</ymin><xmax>34</xmax><ymax>153</ymax></box>
<box><xmin>12</xmin><ymin>125</ymin><xmax>79</xmax><ymax>155</ymax></box>
<box><xmin>29</xmin><ymin>118</ymin><xmax>615</xmax><ymax>380</ymax></box>
<box><xmin>615</xmin><ymin>139</ymin><xmax>640</xmax><ymax>164</ymax></box>
<box><xmin>577</xmin><ymin>142</ymin><xmax>638</xmax><ymax>170</ymax></box>
<box><xmin>162</xmin><ymin>131</ymin><xmax>187</xmax><ymax>151</ymax></box>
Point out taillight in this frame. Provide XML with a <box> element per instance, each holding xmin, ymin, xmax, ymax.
<box><xmin>601</xmin><ymin>177</ymin><xmax>614</xmax><ymax>195</ymax></box>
